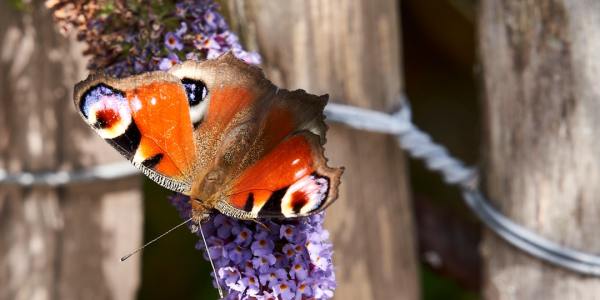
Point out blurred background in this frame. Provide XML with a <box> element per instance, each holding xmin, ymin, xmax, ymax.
<box><xmin>3</xmin><ymin>0</ymin><xmax>600</xmax><ymax>299</ymax></box>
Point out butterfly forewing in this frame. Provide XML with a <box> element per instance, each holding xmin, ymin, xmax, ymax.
<box><xmin>74</xmin><ymin>73</ymin><xmax>196</xmax><ymax>193</ymax></box>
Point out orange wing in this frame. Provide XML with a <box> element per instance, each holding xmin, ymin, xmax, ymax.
<box><xmin>219</xmin><ymin>131</ymin><xmax>342</xmax><ymax>218</ymax></box>
<box><xmin>73</xmin><ymin>72</ymin><xmax>196</xmax><ymax>193</ymax></box>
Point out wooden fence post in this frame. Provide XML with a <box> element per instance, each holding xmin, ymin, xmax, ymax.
<box><xmin>480</xmin><ymin>0</ymin><xmax>600</xmax><ymax>298</ymax></box>
<box><xmin>227</xmin><ymin>1</ymin><xmax>420</xmax><ymax>299</ymax></box>
<box><xmin>0</xmin><ymin>2</ymin><xmax>142</xmax><ymax>300</ymax></box>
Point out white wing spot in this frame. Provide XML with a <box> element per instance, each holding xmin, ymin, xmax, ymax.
<box><xmin>131</xmin><ymin>96</ymin><xmax>142</xmax><ymax>112</ymax></box>
<box><xmin>294</xmin><ymin>169</ymin><xmax>307</xmax><ymax>179</ymax></box>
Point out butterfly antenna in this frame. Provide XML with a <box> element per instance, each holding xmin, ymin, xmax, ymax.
<box><xmin>120</xmin><ymin>217</ymin><xmax>193</xmax><ymax>262</ymax></box>
<box><xmin>199</xmin><ymin>224</ymin><xmax>224</xmax><ymax>298</ymax></box>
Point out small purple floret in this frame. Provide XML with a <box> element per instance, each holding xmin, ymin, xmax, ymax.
<box><xmin>164</xmin><ymin>32</ymin><xmax>184</xmax><ymax>51</ymax></box>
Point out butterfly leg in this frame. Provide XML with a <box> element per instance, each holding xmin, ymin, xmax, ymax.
<box><xmin>252</xmin><ymin>219</ymin><xmax>270</xmax><ymax>231</ymax></box>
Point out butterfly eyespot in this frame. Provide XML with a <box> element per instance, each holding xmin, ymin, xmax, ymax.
<box><xmin>181</xmin><ymin>78</ymin><xmax>208</xmax><ymax>106</ymax></box>
<box><xmin>79</xmin><ymin>84</ymin><xmax>132</xmax><ymax>139</ymax></box>
<box><xmin>181</xmin><ymin>77</ymin><xmax>209</xmax><ymax>125</ymax></box>
<box><xmin>278</xmin><ymin>173</ymin><xmax>330</xmax><ymax>217</ymax></box>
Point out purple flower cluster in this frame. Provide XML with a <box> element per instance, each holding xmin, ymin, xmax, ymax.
<box><xmin>47</xmin><ymin>0</ymin><xmax>259</xmax><ymax>77</ymax></box>
<box><xmin>51</xmin><ymin>0</ymin><xmax>336</xmax><ymax>298</ymax></box>
<box><xmin>171</xmin><ymin>194</ymin><xmax>336</xmax><ymax>299</ymax></box>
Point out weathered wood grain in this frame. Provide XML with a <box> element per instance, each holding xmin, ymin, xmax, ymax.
<box><xmin>227</xmin><ymin>1</ymin><xmax>420</xmax><ymax>299</ymax></box>
<box><xmin>480</xmin><ymin>0</ymin><xmax>600</xmax><ymax>298</ymax></box>
<box><xmin>0</xmin><ymin>3</ymin><xmax>142</xmax><ymax>300</ymax></box>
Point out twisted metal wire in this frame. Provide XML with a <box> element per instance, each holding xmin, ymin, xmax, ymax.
<box><xmin>3</xmin><ymin>99</ymin><xmax>600</xmax><ymax>275</ymax></box>
<box><xmin>324</xmin><ymin>101</ymin><xmax>600</xmax><ymax>276</ymax></box>
<box><xmin>0</xmin><ymin>161</ymin><xmax>136</xmax><ymax>187</ymax></box>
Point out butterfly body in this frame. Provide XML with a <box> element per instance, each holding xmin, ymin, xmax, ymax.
<box><xmin>74</xmin><ymin>53</ymin><xmax>343</xmax><ymax>222</ymax></box>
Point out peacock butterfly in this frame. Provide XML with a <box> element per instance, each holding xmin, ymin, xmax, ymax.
<box><xmin>73</xmin><ymin>52</ymin><xmax>343</xmax><ymax>222</ymax></box>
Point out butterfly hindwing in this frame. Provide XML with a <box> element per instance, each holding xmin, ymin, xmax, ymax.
<box><xmin>218</xmin><ymin>131</ymin><xmax>342</xmax><ymax>218</ymax></box>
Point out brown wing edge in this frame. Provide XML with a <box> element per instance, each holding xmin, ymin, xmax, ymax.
<box><xmin>168</xmin><ymin>52</ymin><xmax>272</xmax><ymax>96</ymax></box>
<box><xmin>274</xmin><ymin>88</ymin><xmax>329</xmax><ymax>145</ymax></box>
<box><xmin>300</xmin><ymin>131</ymin><xmax>344</xmax><ymax>215</ymax></box>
